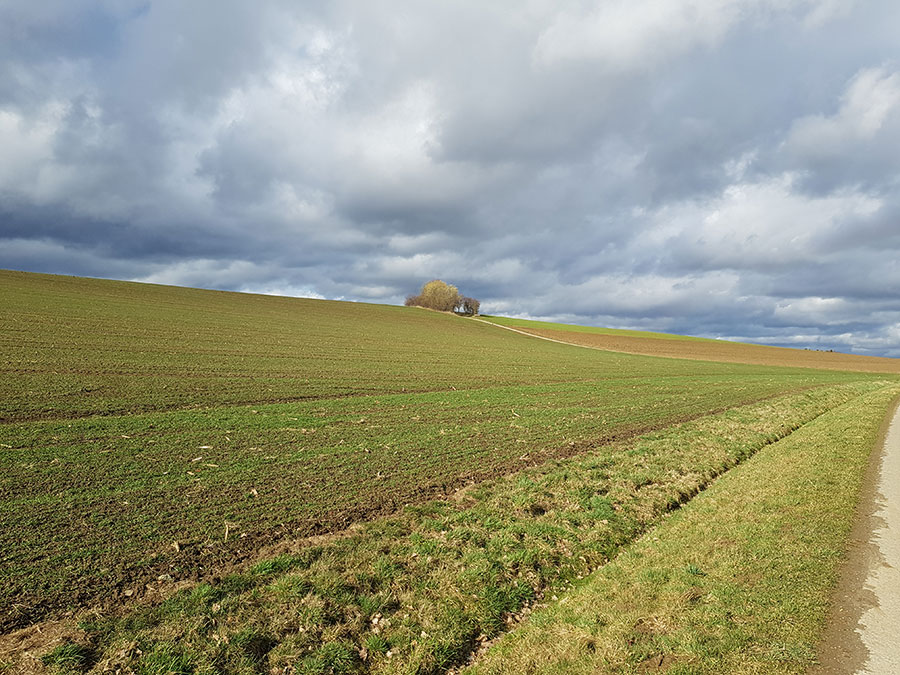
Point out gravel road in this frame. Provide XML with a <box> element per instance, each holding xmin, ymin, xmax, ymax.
<box><xmin>815</xmin><ymin>399</ymin><xmax>900</xmax><ymax>674</ymax></box>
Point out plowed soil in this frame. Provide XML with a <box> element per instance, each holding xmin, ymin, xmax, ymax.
<box><xmin>494</xmin><ymin>324</ymin><xmax>900</xmax><ymax>374</ymax></box>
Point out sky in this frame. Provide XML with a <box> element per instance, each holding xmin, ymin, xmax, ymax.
<box><xmin>2</xmin><ymin>1</ymin><xmax>900</xmax><ymax>356</ymax></box>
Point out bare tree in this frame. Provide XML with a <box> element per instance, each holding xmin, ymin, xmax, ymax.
<box><xmin>459</xmin><ymin>297</ymin><xmax>480</xmax><ymax>315</ymax></box>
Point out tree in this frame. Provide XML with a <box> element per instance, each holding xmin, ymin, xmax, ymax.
<box><xmin>419</xmin><ymin>279</ymin><xmax>460</xmax><ymax>311</ymax></box>
<box><xmin>405</xmin><ymin>280</ymin><xmax>478</xmax><ymax>314</ymax></box>
<box><xmin>459</xmin><ymin>296</ymin><xmax>480</xmax><ymax>316</ymax></box>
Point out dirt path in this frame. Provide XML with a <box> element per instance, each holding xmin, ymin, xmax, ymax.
<box><xmin>814</xmin><ymin>398</ymin><xmax>900</xmax><ymax>674</ymax></box>
<box><xmin>471</xmin><ymin>318</ymin><xmax>604</xmax><ymax>350</ymax></box>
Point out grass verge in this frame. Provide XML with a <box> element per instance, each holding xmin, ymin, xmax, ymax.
<box><xmin>467</xmin><ymin>384</ymin><xmax>899</xmax><ymax>674</ymax></box>
<box><xmin>34</xmin><ymin>382</ymin><xmax>885</xmax><ymax>674</ymax></box>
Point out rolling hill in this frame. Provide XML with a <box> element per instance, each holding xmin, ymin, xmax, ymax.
<box><xmin>1</xmin><ymin>269</ymin><xmax>897</xmax><ymax>673</ymax></box>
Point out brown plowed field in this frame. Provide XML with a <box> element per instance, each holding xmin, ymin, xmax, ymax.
<box><xmin>504</xmin><ymin>326</ymin><xmax>900</xmax><ymax>374</ymax></box>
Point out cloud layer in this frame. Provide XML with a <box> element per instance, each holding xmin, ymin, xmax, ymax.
<box><xmin>2</xmin><ymin>0</ymin><xmax>899</xmax><ymax>355</ymax></box>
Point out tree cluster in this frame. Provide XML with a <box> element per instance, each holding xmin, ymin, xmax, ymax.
<box><xmin>405</xmin><ymin>279</ymin><xmax>480</xmax><ymax>315</ymax></box>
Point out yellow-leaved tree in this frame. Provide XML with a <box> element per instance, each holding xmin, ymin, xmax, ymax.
<box><xmin>405</xmin><ymin>280</ymin><xmax>478</xmax><ymax>314</ymax></box>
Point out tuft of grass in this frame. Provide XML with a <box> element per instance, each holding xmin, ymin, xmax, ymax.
<box><xmin>135</xmin><ymin>644</ymin><xmax>195</xmax><ymax>675</ymax></box>
<box><xmin>40</xmin><ymin>643</ymin><xmax>92</xmax><ymax>673</ymax></box>
<box><xmin>685</xmin><ymin>564</ymin><xmax>706</xmax><ymax>577</ymax></box>
<box><xmin>230</xmin><ymin>627</ymin><xmax>277</xmax><ymax>664</ymax></box>
<box><xmin>298</xmin><ymin>641</ymin><xmax>360</xmax><ymax>675</ymax></box>
<box><xmin>363</xmin><ymin>634</ymin><xmax>390</xmax><ymax>655</ymax></box>
<box><xmin>250</xmin><ymin>554</ymin><xmax>300</xmax><ymax>577</ymax></box>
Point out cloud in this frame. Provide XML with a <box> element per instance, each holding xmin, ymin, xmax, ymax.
<box><xmin>532</xmin><ymin>0</ymin><xmax>852</xmax><ymax>70</ymax></box>
<box><xmin>0</xmin><ymin>0</ymin><xmax>899</xmax><ymax>355</ymax></box>
<box><xmin>785</xmin><ymin>65</ymin><xmax>900</xmax><ymax>157</ymax></box>
<box><xmin>638</xmin><ymin>172</ymin><xmax>883</xmax><ymax>271</ymax></box>
<box><xmin>0</xmin><ymin>104</ymin><xmax>64</xmax><ymax>197</ymax></box>
<box><xmin>533</xmin><ymin>0</ymin><xmax>741</xmax><ymax>70</ymax></box>
<box><xmin>780</xmin><ymin>65</ymin><xmax>900</xmax><ymax>192</ymax></box>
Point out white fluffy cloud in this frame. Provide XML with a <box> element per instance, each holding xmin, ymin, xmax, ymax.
<box><xmin>0</xmin><ymin>104</ymin><xmax>64</xmax><ymax>197</ymax></box>
<box><xmin>785</xmin><ymin>66</ymin><xmax>900</xmax><ymax>157</ymax></box>
<box><xmin>532</xmin><ymin>0</ymin><xmax>850</xmax><ymax>69</ymax></box>
<box><xmin>636</xmin><ymin>172</ymin><xmax>883</xmax><ymax>270</ymax></box>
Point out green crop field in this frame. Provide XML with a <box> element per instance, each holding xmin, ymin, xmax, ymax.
<box><xmin>2</xmin><ymin>270</ymin><xmax>898</xmax><ymax>674</ymax></box>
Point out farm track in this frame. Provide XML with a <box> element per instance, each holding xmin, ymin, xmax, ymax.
<box><xmin>814</xmin><ymin>396</ymin><xmax>900</xmax><ymax>673</ymax></box>
<box><xmin>471</xmin><ymin>317</ymin><xmax>606</xmax><ymax>350</ymax></box>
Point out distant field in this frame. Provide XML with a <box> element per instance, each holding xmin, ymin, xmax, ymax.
<box><xmin>480</xmin><ymin>315</ymin><xmax>900</xmax><ymax>374</ymax></box>
<box><xmin>2</xmin><ymin>270</ymin><xmax>898</xmax><ymax>672</ymax></box>
<box><xmin>481</xmin><ymin>316</ymin><xmax>713</xmax><ymax>342</ymax></box>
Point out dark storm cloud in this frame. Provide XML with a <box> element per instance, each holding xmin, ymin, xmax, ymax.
<box><xmin>2</xmin><ymin>0</ymin><xmax>900</xmax><ymax>355</ymax></box>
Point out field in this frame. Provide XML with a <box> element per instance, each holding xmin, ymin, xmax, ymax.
<box><xmin>480</xmin><ymin>316</ymin><xmax>900</xmax><ymax>374</ymax></box>
<box><xmin>470</xmin><ymin>385</ymin><xmax>898</xmax><ymax>674</ymax></box>
<box><xmin>2</xmin><ymin>270</ymin><xmax>899</xmax><ymax>673</ymax></box>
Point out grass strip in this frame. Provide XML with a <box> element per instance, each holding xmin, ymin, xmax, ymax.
<box><xmin>468</xmin><ymin>384</ymin><xmax>899</xmax><ymax>674</ymax></box>
<box><xmin>43</xmin><ymin>382</ymin><xmax>882</xmax><ymax>674</ymax></box>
